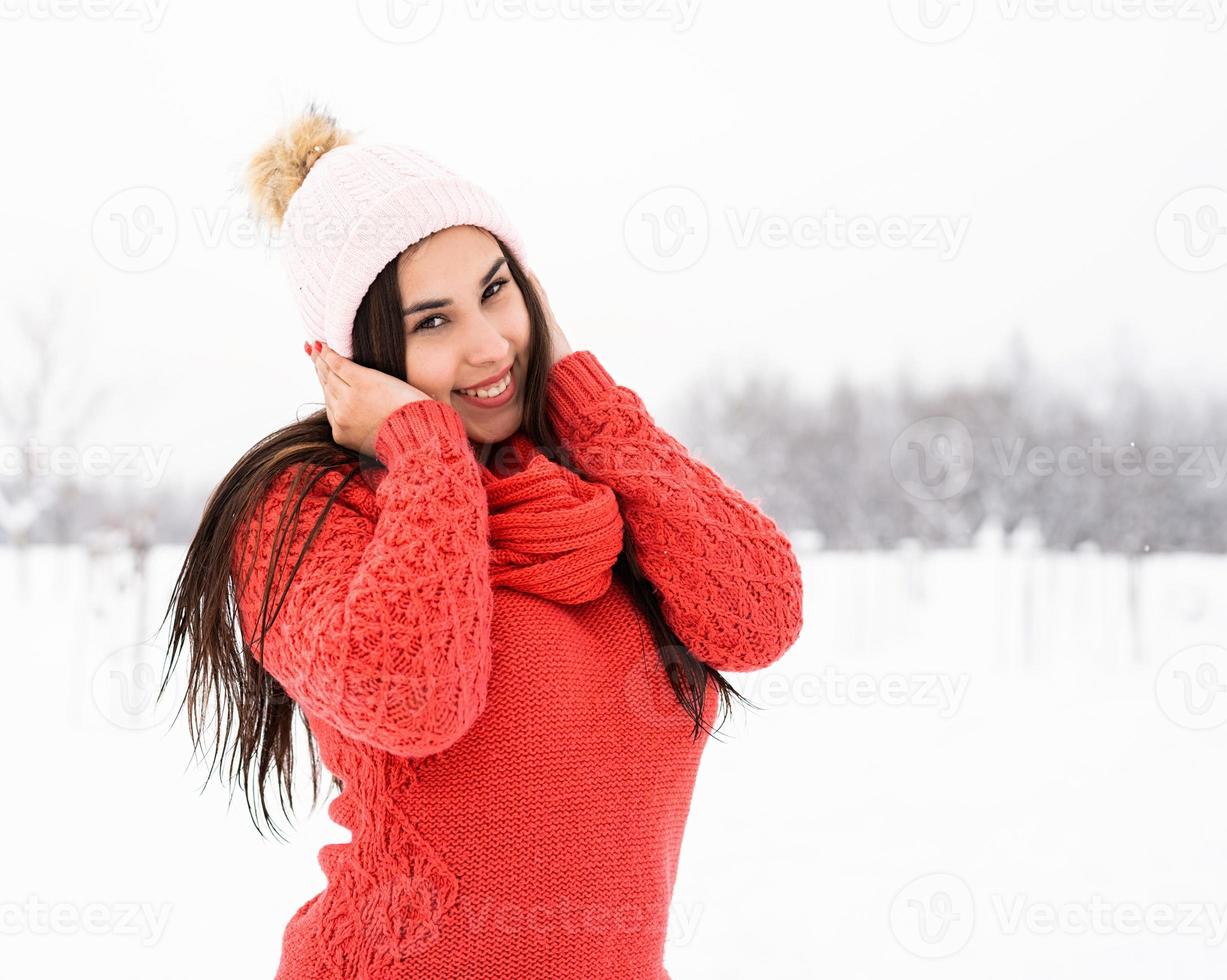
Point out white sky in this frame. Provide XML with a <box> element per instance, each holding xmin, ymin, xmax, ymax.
<box><xmin>2</xmin><ymin>1</ymin><xmax>1226</xmax><ymax>489</ymax></box>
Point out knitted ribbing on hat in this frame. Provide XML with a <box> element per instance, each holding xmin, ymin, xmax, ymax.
<box><xmin>278</xmin><ymin>143</ymin><xmax>528</xmax><ymax>358</ymax></box>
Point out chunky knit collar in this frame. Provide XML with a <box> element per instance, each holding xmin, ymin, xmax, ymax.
<box><xmin>475</xmin><ymin>431</ymin><xmax>624</xmax><ymax>604</ymax></box>
<box><xmin>368</xmin><ymin>429</ymin><xmax>623</xmax><ymax>605</ymax></box>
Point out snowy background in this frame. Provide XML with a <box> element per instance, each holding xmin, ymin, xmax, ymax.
<box><xmin>4</xmin><ymin>1</ymin><xmax>1227</xmax><ymax>977</ymax></box>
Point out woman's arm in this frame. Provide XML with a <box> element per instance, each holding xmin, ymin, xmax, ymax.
<box><xmin>231</xmin><ymin>398</ymin><xmax>493</xmax><ymax>756</ymax></box>
<box><xmin>544</xmin><ymin>349</ymin><xmax>804</xmax><ymax>672</ymax></box>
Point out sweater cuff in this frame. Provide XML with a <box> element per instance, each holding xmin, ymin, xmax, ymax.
<box><xmin>545</xmin><ymin>349</ymin><xmax>618</xmax><ymax>427</ymax></box>
<box><xmin>374</xmin><ymin>398</ymin><xmax>470</xmax><ymax>465</ymax></box>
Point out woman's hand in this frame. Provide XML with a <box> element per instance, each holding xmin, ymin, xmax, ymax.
<box><xmin>522</xmin><ymin>267</ymin><xmax>573</xmax><ymax>368</ymax></box>
<box><xmin>307</xmin><ymin>342</ymin><xmax>433</xmax><ymax>458</ymax></box>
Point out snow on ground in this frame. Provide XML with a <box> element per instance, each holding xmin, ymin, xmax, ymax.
<box><xmin>4</xmin><ymin>543</ymin><xmax>1226</xmax><ymax>978</ymax></box>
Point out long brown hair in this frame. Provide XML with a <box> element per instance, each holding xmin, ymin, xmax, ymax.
<box><xmin>157</xmin><ymin>235</ymin><xmax>757</xmax><ymax>841</ymax></box>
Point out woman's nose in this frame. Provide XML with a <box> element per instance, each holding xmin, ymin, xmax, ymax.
<box><xmin>464</xmin><ymin>318</ymin><xmax>512</xmax><ymax>360</ymax></box>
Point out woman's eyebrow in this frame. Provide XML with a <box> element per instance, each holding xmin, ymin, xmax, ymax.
<box><xmin>401</xmin><ymin>257</ymin><xmax>507</xmax><ymax>316</ymax></box>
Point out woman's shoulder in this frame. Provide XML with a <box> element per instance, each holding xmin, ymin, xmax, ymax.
<box><xmin>234</xmin><ymin>458</ymin><xmax>380</xmax><ymax>561</ymax></box>
<box><xmin>261</xmin><ymin>457</ymin><xmax>382</xmax><ymax>521</ymax></box>
<box><xmin>231</xmin><ymin>457</ymin><xmax>382</xmax><ymax>590</ymax></box>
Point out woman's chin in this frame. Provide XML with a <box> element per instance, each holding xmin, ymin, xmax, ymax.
<box><xmin>462</xmin><ymin>405</ymin><xmax>522</xmax><ymax>448</ymax></box>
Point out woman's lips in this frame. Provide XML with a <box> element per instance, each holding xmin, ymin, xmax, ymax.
<box><xmin>455</xmin><ymin>364</ymin><xmax>512</xmax><ymax>393</ymax></box>
<box><xmin>453</xmin><ymin>366</ymin><xmax>516</xmax><ymax>409</ymax></box>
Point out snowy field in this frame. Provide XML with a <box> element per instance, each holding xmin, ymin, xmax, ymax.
<box><xmin>4</xmin><ymin>542</ymin><xmax>1227</xmax><ymax>978</ymax></box>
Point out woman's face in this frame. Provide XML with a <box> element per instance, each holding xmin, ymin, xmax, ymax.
<box><xmin>396</xmin><ymin>224</ymin><xmax>530</xmax><ymax>449</ymax></box>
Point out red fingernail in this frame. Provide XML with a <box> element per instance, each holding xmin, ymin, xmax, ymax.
<box><xmin>314</xmin><ymin>340</ymin><xmax>323</xmax><ymax>352</ymax></box>
<box><xmin>303</xmin><ymin>341</ymin><xmax>310</xmax><ymax>355</ymax></box>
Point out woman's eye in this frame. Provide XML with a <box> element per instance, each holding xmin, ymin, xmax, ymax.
<box><xmin>413</xmin><ymin>278</ymin><xmax>510</xmax><ymax>333</ymax></box>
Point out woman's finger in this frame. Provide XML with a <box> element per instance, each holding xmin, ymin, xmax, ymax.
<box><xmin>312</xmin><ymin>351</ymin><xmax>333</xmax><ymax>392</ymax></box>
<box><xmin>316</xmin><ymin>344</ymin><xmax>352</xmax><ymax>387</ymax></box>
<box><xmin>312</xmin><ymin>348</ymin><xmax>347</xmax><ymax>399</ymax></box>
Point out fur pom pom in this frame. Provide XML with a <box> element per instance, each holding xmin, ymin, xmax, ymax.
<box><xmin>244</xmin><ymin>103</ymin><xmax>353</xmax><ymax>229</ymax></box>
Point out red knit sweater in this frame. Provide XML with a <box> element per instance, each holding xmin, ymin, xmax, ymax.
<box><xmin>232</xmin><ymin>349</ymin><xmax>804</xmax><ymax>979</ymax></box>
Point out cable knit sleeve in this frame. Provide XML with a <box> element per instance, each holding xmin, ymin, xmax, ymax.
<box><xmin>544</xmin><ymin>349</ymin><xmax>804</xmax><ymax>672</ymax></box>
<box><xmin>231</xmin><ymin>398</ymin><xmax>493</xmax><ymax>757</ymax></box>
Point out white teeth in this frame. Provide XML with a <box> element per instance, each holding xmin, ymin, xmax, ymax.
<box><xmin>458</xmin><ymin>371</ymin><xmax>510</xmax><ymax>398</ymax></box>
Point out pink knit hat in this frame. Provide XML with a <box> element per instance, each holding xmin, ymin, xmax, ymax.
<box><xmin>245</xmin><ymin>107</ymin><xmax>529</xmax><ymax>358</ymax></box>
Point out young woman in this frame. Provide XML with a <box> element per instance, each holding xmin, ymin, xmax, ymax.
<box><xmin>161</xmin><ymin>106</ymin><xmax>804</xmax><ymax>979</ymax></box>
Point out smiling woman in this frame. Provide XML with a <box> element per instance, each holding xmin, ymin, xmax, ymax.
<box><xmin>158</xmin><ymin>103</ymin><xmax>803</xmax><ymax>980</ymax></box>
<box><xmin>395</xmin><ymin>226</ymin><xmax>531</xmax><ymax>444</ymax></box>
<box><xmin>328</xmin><ymin>222</ymin><xmax>576</xmax><ymax>461</ymax></box>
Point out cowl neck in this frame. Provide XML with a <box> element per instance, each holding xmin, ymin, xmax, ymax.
<box><xmin>476</xmin><ymin>431</ymin><xmax>624</xmax><ymax>604</ymax></box>
<box><xmin>367</xmin><ymin>430</ymin><xmax>624</xmax><ymax>605</ymax></box>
